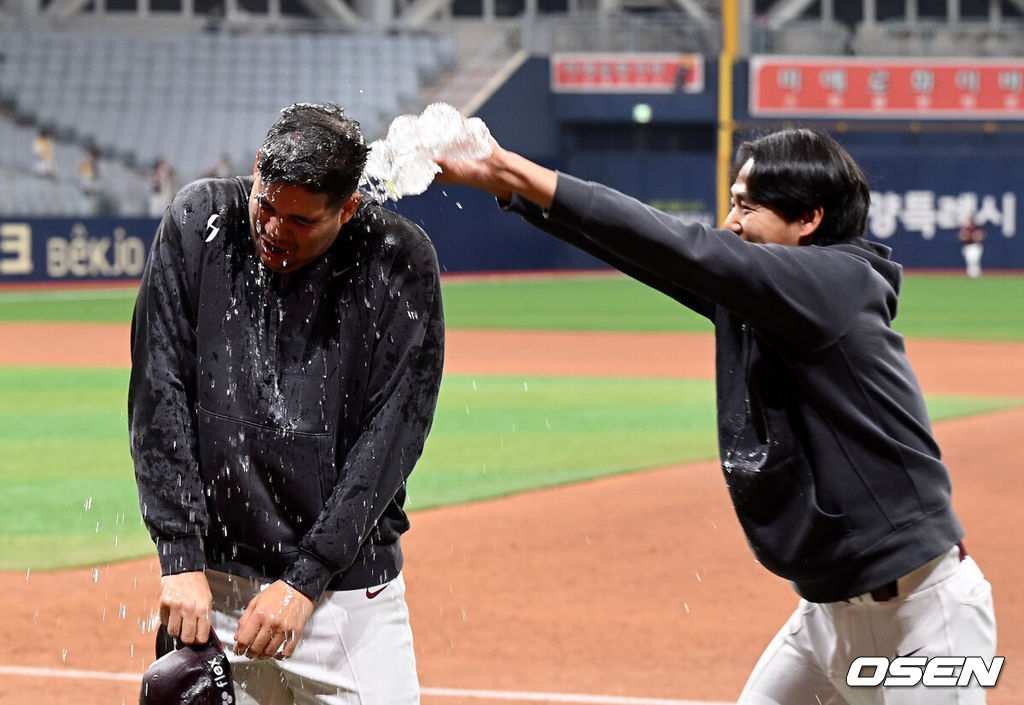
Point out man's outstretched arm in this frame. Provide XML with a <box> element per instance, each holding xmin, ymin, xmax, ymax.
<box><xmin>436</xmin><ymin>141</ymin><xmax>557</xmax><ymax>209</ymax></box>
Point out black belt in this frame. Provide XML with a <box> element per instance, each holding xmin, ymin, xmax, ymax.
<box><xmin>869</xmin><ymin>541</ymin><xmax>967</xmax><ymax>602</ymax></box>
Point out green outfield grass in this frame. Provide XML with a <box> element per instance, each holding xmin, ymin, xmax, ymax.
<box><xmin>2</xmin><ymin>273</ymin><xmax>1021</xmax><ymax>339</ymax></box>
<box><xmin>0</xmin><ymin>366</ymin><xmax>1021</xmax><ymax>571</ymax></box>
<box><xmin>0</xmin><ymin>287</ymin><xmax>138</xmax><ymax>323</ymax></box>
<box><xmin>1</xmin><ymin>272</ymin><xmax>1022</xmax><ymax>571</ymax></box>
<box><xmin>895</xmin><ymin>274</ymin><xmax>1024</xmax><ymax>340</ymax></box>
<box><xmin>439</xmin><ymin>273</ymin><xmax>1024</xmax><ymax>340</ymax></box>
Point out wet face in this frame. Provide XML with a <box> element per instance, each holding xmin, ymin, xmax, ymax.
<box><xmin>723</xmin><ymin>158</ymin><xmax>821</xmax><ymax>247</ymax></box>
<box><xmin>248</xmin><ymin>168</ymin><xmax>360</xmax><ymax>274</ymax></box>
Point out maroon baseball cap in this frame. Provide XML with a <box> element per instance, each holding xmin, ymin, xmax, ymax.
<box><xmin>140</xmin><ymin>626</ymin><xmax>235</xmax><ymax>705</ymax></box>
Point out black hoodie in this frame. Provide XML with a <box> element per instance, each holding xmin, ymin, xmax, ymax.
<box><xmin>129</xmin><ymin>176</ymin><xmax>444</xmax><ymax>600</ymax></box>
<box><xmin>506</xmin><ymin>173</ymin><xmax>963</xmax><ymax>603</ymax></box>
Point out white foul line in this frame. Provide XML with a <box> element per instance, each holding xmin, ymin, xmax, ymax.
<box><xmin>420</xmin><ymin>686</ymin><xmax>734</xmax><ymax>704</ymax></box>
<box><xmin>0</xmin><ymin>664</ymin><xmax>734</xmax><ymax>705</ymax></box>
<box><xmin>0</xmin><ymin>664</ymin><xmax>141</xmax><ymax>682</ymax></box>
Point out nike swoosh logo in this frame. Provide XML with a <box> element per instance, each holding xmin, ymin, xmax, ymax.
<box><xmin>895</xmin><ymin>646</ymin><xmax>925</xmax><ymax>659</ymax></box>
<box><xmin>365</xmin><ymin>584</ymin><xmax>388</xmax><ymax>599</ymax></box>
<box><xmin>332</xmin><ymin>265</ymin><xmax>354</xmax><ymax>278</ymax></box>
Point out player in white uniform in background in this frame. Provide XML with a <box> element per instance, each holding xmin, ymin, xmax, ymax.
<box><xmin>959</xmin><ymin>216</ymin><xmax>986</xmax><ymax>278</ymax></box>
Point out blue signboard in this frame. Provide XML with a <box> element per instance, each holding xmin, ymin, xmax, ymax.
<box><xmin>2</xmin><ymin>155</ymin><xmax>1022</xmax><ymax>283</ymax></box>
<box><xmin>854</xmin><ymin>150</ymin><xmax>1023</xmax><ymax>270</ymax></box>
<box><xmin>0</xmin><ymin>218</ymin><xmax>158</xmax><ymax>284</ymax></box>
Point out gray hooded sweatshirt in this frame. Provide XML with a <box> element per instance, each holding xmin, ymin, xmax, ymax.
<box><xmin>129</xmin><ymin>176</ymin><xmax>444</xmax><ymax>600</ymax></box>
<box><xmin>507</xmin><ymin>173</ymin><xmax>963</xmax><ymax>603</ymax></box>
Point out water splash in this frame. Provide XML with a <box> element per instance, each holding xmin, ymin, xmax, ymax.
<box><xmin>721</xmin><ymin>445</ymin><xmax>768</xmax><ymax>473</ymax></box>
<box><xmin>360</xmin><ymin>103</ymin><xmax>492</xmax><ymax>201</ymax></box>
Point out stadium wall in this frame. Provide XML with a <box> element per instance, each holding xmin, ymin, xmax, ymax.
<box><xmin>398</xmin><ymin>56</ymin><xmax>1024</xmax><ymax>275</ymax></box>
<box><xmin>1</xmin><ymin>58</ymin><xmax>1022</xmax><ymax>284</ymax></box>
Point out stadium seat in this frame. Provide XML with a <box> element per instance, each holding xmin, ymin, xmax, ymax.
<box><xmin>0</xmin><ymin>26</ymin><xmax>455</xmax><ymax>214</ymax></box>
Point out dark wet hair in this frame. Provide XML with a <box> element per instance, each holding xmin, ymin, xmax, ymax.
<box><xmin>731</xmin><ymin>128</ymin><xmax>870</xmax><ymax>246</ymax></box>
<box><xmin>257</xmin><ymin>103</ymin><xmax>369</xmax><ymax>208</ymax></box>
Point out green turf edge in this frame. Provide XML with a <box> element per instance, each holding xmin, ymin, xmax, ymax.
<box><xmin>1</xmin><ymin>365</ymin><xmax>1021</xmax><ymax>572</ymax></box>
<box><xmin>2</xmin><ymin>274</ymin><xmax>1023</xmax><ymax>339</ymax></box>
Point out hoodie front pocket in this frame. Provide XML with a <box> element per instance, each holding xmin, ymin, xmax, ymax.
<box><xmin>726</xmin><ymin>452</ymin><xmax>850</xmax><ymax>581</ymax></box>
<box><xmin>197</xmin><ymin>405</ymin><xmax>336</xmax><ymax>555</ymax></box>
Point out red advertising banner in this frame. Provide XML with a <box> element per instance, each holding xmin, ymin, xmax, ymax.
<box><xmin>751</xmin><ymin>57</ymin><xmax>1024</xmax><ymax>118</ymax></box>
<box><xmin>551</xmin><ymin>53</ymin><xmax>705</xmax><ymax>94</ymax></box>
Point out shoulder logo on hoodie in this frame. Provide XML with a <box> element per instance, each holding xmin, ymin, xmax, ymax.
<box><xmin>205</xmin><ymin>214</ymin><xmax>222</xmax><ymax>243</ymax></box>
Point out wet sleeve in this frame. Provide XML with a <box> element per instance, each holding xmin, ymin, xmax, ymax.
<box><xmin>545</xmin><ymin>174</ymin><xmax>870</xmax><ymax>350</ymax></box>
<box><xmin>281</xmin><ymin>236</ymin><xmax>445</xmax><ymax>600</ymax></box>
<box><xmin>128</xmin><ymin>208</ymin><xmax>208</xmax><ymax>577</ymax></box>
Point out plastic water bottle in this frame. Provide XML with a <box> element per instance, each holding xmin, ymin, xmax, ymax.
<box><xmin>360</xmin><ymin>103</ymin><xmax>492</xmax><ymax>202</ymax></box>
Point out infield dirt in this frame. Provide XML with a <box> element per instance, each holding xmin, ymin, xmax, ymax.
<box><xmin>1</xmin><ymin>324</ymin><xmax>1021</xmax><ymax>704</ymax></box>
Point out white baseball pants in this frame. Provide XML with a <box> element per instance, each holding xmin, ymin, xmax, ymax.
<box><xmin>207</xmin><ymin>570</ymin><xmax>419</xmax><ymax>705</ymax></box>
<box><xmin>962</xmin><ymin>243</ymin><xmax>984</xmax><ymax>278</ymax></box>
<box><xmin>737</xmin><ymin>546</ymin><xmax>997</xmax><ymax>705</ymax></box>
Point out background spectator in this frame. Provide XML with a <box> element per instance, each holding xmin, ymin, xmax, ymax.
<box><xmin>79</xmin><ymin>147</ymin><xmax>100</xmax><ymax>193</ymax></box>
<box><xmin>148</xmin><ymin>155</ymin><xmax>177</xmax><ymax>217</ymax></box>
<box><xmin>202</xmin><ymin>154</ymin><xmax>234</xmax><ymax>178</ymax></box>
<box><xmin>33</xmin><ymin>128</ymin><xmax>57</xmax><ymax>178</ymax></box>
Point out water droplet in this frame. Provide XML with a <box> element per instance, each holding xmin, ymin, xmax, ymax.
<box><xmin>359</xmin><ymin>103</ymin><xmax>492</xmax><ymax>201</ymax></box>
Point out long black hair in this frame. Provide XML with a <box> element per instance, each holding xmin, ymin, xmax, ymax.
<box><xmin>732</xmin><ymin>128</ymin><xmax>870</xmax><ymax>246</ymax></box>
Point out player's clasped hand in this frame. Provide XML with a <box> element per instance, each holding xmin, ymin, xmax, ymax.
<box><xmin>234</xmin><ymin>580</ymin><xmax>314</xmax><ymax>660</ymax></box>
<box><xmin>159</xmin><ymin>571</ymin><xmax>213</xmax><ymax>645</ymax></box>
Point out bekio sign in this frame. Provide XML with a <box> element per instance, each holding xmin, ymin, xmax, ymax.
<box><xmin>846</xmin><ymin>656</ymin><xmax>1004</xmax><ymax>688</ymax></box>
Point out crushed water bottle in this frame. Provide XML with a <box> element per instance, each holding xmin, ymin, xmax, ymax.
<box><xmin>360</xmin><ymin>103</ymin><xmax>492</xmax><ymax>202</ymax></box>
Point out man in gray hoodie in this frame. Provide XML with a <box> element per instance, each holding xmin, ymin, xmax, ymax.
<box><xmin>436</xmin><ymin>128</ymin><xmax>996</xmax><ymax>705</ymax></box>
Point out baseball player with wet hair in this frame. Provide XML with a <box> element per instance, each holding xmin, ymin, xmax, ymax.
<box><xmin>129</xmin><ymin>103</ymin><xmax>444</xmax><ymax>704</ymax></box>
<box><xmin>435</xmin><ymin>127</ymin><xmax>997</xmax><ymax>704</ymax></box>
